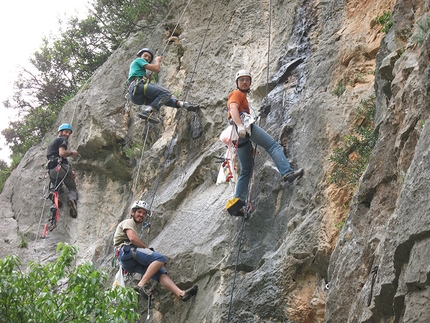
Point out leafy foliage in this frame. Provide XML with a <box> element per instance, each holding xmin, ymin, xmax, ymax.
<box><xmin>332</xmin><ymin>81</ymin><xmax>346</xmax><ymax>97</ymax></box>
<box><xmin>329</xmin><ymin>95</ymin><xmax>378</xmax><ymax>186</ymax></box>
<box><xmin>0</xmin><ymin>243</ymin><xmax>140</xmax><ymax>323</ymax></box>
<box><xmin>0</xmin><ymin>159</ymin><xmax>10</xmax><ymax>193</ymax></box>
<box><xmin>375</xmin><ymin>11</ymin><xmax>393</xmax><ymax>34</ymax></box>
<box><xmin>411</xmin><ymin>12</ymin><xmax>430</xmax><ymax>45</ymax></box>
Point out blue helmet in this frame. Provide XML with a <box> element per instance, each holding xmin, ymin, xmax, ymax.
<box><xmin>136</xmin><ymin>47</ymin><xmax>154</xmax><ymax>63</ymax></box>
<box><xmin>58</xmin><ymin>123</ymin><xmax>73</xmax><ymax>133</ymax></box>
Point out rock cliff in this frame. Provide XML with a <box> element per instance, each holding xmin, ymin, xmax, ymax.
<box><xmin>1</xmin><ymin>0</ymin><xmax>429</xmax><ymax>322</ymax></box>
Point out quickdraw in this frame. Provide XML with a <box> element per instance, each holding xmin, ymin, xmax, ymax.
<box><xmin>222</xmin><ymin>159</ymin><xmax>234</xmax><ymax>182</ymax></box>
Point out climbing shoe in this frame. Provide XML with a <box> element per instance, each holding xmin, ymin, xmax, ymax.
<box><xmin>283</xmin><ymin>168</ymin><xmax>304</xmax><ymax>183</ymax></box>
<box><xmin>181</xmin><ymin>285</ymin><xmax>198</xmax><ymax>302</ymax></box>
<box><xmin>134</xmin><ymin>284</ymin><xmax>152</xmax><ymax>296</ymax></box>
<box><xmin>226</xmin><ymin>198</ymin><xmax>245</xmax><ymax>216</ymax></box>
<box><xmin>67</xmin><ymin>200</ymin><xmax>78</xmax><ymax>218</ymax></box>
<box><xmin>138</xmin><ymin>106</ymin><xmax>160</xmax><ymax>124</ymax></box>
<box><xmin>182</xmin><ymin>102</ymin><xmax>200</xmax><ymax>112</ymax></box>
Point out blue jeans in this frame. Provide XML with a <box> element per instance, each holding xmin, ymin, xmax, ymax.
<box><xmin>119</xmin><ymin>245</ymin><xmax>167</xmax><ymax>282</ymax></box>
<box><xmin>235</xmin><ymin>124</ymin><xmax>293</xmax><ymax>201</ymax></box>
<box><xmin>129</xmin><ymin>81</ymin><xmax>179</xmax><ymax>110</ymax></box>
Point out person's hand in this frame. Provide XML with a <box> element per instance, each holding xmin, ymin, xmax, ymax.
<box><xmin>71</xmin><ymin>150</ymin><xmax>79</xmax><ymax>158</ymax></box>
<box><xmin>154</xmin><ymin>56</ymin><xmax>162</xmax><ymax>63</ymax></box>
<box><xmin>237</xmin><ymin>124</ymin><xmax>247</xmax><ymax>138</ymax></box>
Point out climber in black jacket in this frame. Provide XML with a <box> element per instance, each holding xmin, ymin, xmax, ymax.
<box><xmin>46</xmin><ymin>123</ymin><xmax>79</xmax><ymax>218</ymax></box>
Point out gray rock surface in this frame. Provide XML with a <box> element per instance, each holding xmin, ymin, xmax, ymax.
<box><xmin>1</xmin><ymin>0</ymin><xmax>429</xmax><ymax>322</ymax></box>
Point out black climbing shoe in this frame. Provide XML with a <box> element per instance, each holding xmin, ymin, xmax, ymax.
<box><xmin>134</xmin><ymin>284</ymin><xmax>152</xmax><ymax>296</ymax></box>
<box><xmin>182</xmin><ymin>102</ymin><xmax>200</xmax><ymax>112</ymax></box>
<box><xmin>138</xmin><ymin>106</ymin><xmax>160</xmax><ymax>124</ymax></box>
<box><xmin>67</xmin><ymin>200</ymin><xmax>78</xmax><ymax>218</ymax></box>
<box><xmin>226</xmin><ymin>198</ymin><xmax>245</xmax><ymax>216</ymax></box>
<box><xmin>234</xmin><ymin>208</ymin><xmax>245</xmax><ymax>217</ymax></box>
<box><xmin>181</xmin><ymin>285</ymin><xmax>198</xmax><ymax>302</ymax></box>
<box><xmin>283</xmin><ymin>168</ymin><xmax>304</xmax><ymax>183</ymax></box>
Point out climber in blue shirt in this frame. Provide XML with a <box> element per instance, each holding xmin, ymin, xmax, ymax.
<box><xmin>127</xmin><ymin>47</ymin><xmax>200</xmax><ymax>124</ymax></box>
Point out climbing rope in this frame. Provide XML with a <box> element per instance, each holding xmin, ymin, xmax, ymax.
<box><xmin>160</xmin><ymin>0</ymin><xmax>194</xmax><ymax>57</ymax></box>
<box><xmin>227</xmin><ymin>215</ymin><xmax>246</xmax><ymax>321</ymax></box>
<box><xmin>138</xmin><ymin>0</ymin><xmax>218</xmax><ymax>226</ymax></box>
<box><xmin>132</xmin><ymin>122</ymin><xmax>151</xmax><ymax>194</ymax></box>
<box><xmin>226</xmin><ymin>0</ymin><xmax>272</xmax><ymax>320</ymax></box>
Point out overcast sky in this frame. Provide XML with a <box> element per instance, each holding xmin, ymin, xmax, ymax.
<box><xmin>0</xmin><ymin>0</ymin><xmax>89</xmax><ymax>164</ymax></box>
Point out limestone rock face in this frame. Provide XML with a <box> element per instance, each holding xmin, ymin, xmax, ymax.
<box><xmin>1</xmin><ymin>0</ymin><xmax>429</xmax><ymax>322</ymax></box>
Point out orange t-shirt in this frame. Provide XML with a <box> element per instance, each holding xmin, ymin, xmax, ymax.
<box><xmin>227</xmin><ymin>89</ymin><xmax>250</xmax><ymax>119</ymax></box>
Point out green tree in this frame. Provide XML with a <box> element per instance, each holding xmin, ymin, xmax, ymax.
<box><xmin>1</xmin><ymin>0</ymin><xmax>169</xmax><ymax>167</ymax></box>
<box><xmin>329</xmin><ymin>95</ymin><xmax>378</xmax><ymax>186</ymax></box>
<box><xmin>0</xmin><ymin>243</ymin><xmax>140</xmax><ymax>323</ymax></box>
<box><xmin>0</xmin><ymin>159</ymin><xmax>10</xmax><ymax>193</ymax></box>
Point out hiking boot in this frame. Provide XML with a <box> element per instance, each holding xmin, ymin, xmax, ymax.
<box><xmin>182</xmin><ymin>102</ymin><xmax>200</xmax><ymax>112</ymax></box>
<box><xmin>138</xmin><ymin>106</ymin><xmax>160</xmax><ymax>124</ymax></box>
<box><xmin>67</xmin><ymin>200</ymin><xmax>78</xmax><ymax>218</ymax></box>
<box><xmin>181</xmin><ymin>285</ymin><xmax>198</xmax><ymax>302</ymax></box>
<box><xmin>284</xmin><ymin>168</ymin><xmax>304</xmax><ymax>183</ymax></box>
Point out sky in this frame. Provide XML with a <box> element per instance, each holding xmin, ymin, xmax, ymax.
<box><xmin>0</xmin><ymin>0</ymin><xmax>89</xmax><ymax>164</ymax></box>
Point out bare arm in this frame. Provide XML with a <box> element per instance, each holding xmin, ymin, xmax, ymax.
<box><xmin>58</xmin><ymin>146</ymin><xmax>78</xmax><ymax>158</ymax></box>
<box><xmin>125</xmin><ymin>229</ymin><xmax>148</xmax><ymax>248</ymax></box>
<box><xmin>144</xmin><ymin>56</ymin><xmax>162</xmax><ymax>73</ymax></box>
<box><xmin>229</xmin><ymin>102</ymin><xmax>243</xmax><ymax>126</ymax></box>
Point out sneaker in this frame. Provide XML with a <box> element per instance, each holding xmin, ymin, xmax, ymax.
<box><xmin>283</xmin><ymin>168</ymin><xmax>304</xmax><ymax>183</ymax></box>
<box><xmin>67</xmin><ymin>200</ymin><xmax>78</xmax><ymax>218</ymax></box>
<box><xmin>182</xmin><ymin>102</ymin><xmax>200</xmax><ymax>112</ymax></box>
<box><xmin>181</xmin><ymin>285</ymin><xmax>198</xmax><ymax>302</ymax></box>
<box><xmin>138</xmin><ymin>106</ymin><xmax>160</xmax><ymax>124</ymax></box>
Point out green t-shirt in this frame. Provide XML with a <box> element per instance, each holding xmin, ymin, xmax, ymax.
<box><xmin>128</xmin><ymin>57</ymin><xmax>148</xmax><ymax>82</ymax></box>
<box><xmin>113</xmin><ymin>218</ymin><xmax>141</xmax><ymax>246</ymax></box>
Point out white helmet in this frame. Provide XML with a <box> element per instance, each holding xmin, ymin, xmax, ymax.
<box><xmin>235</xmin><ymin>70</ymin><xmax>252</xmax><ymax>82</ymax></box>
<box><xmin>131</xmin><ymin>200</ymin><xmax>151</xmax><ymax>215</ymax></box>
